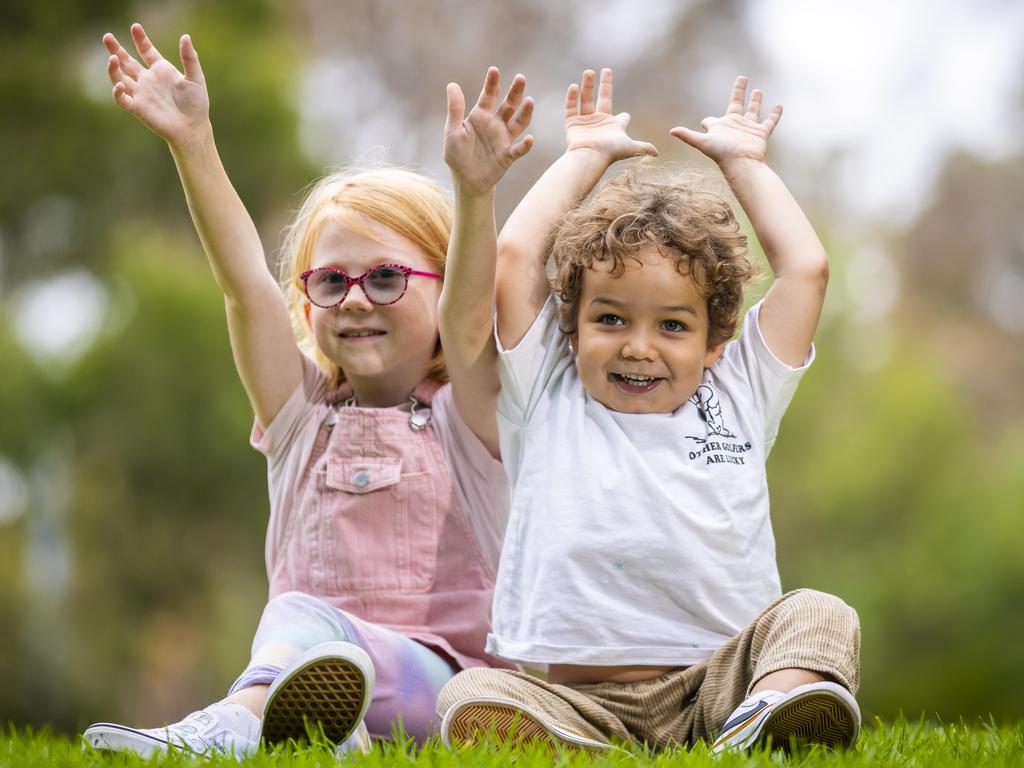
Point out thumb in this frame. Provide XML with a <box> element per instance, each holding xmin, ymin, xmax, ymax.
<box><xmin>446</xmin><ymin>83</ymin><xmax>465</xmax><ymax>132</ymax></box>
<box><xmin>634</xmin><ymin>140</ymin><xmax>658</xmax><ymax>158</ymax></box>
<box><xmin>670</xmin><ymin>126</ymin><xmax>706</xmax><ymax>151</ymax></box>
<box><xmin>179</xmin><ymin>35</ymin><xmax>205</xmax><ymax>84</ymax></box>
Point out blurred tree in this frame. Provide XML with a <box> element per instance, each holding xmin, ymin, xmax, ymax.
<box><xmin>0</xmin><ymin>0</ymin><xmax>315</xmax><ymax>732</ymax></box>
<box><xmin>897</xmin><ymin>151</ymin><xmax>1024</xmax><ymax>424</ymax></box>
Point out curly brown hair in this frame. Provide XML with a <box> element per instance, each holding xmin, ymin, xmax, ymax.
<box><xmin>552</xmin><ymin>164</ymin><xmax>757</xmax><ymax>347</ymax></box>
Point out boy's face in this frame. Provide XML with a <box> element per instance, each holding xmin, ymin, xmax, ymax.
<box><xmin>573</xmin><ymin>245</ymin><xmax>725</xmax><ymax>414</ymax></box>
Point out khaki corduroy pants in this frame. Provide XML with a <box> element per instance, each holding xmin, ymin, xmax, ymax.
<box><xmin>437</xmin><ymin>589</ymin><xmax>860</xmax><ymax>748</ymax></box>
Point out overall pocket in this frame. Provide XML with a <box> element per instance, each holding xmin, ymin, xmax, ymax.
<box><xmin>316</xmin><ymin>456</ymin><xmax>439</xmax><ymax>594</ymax></box>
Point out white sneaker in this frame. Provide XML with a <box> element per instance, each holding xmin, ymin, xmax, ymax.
<box><xmin>440</xmin><ymin>695</ymin><xmax>612</xmax><ymax>751</ymax></box>
<box><xmin>711</xmin><ymin>681</ymin><xmax>860</xmax><ymax>753</ymax></box>
<box><xmin>82</xmin><ymin>701</ymin><xmax>260</xmax><ymax>758</ymax></box>
<box><xmin>261</xmin><ymin>641</ymin><xmax>375</xmax><ymax>748</ymax></box>
<box><xmin>334</xmin><ymin>721</ymin><xmax>373</xmax><ymax>757</ymax></box>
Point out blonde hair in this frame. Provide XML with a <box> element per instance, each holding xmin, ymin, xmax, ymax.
<box><xmin>279</xmin><ymin>167</ymin><xmax>452</xmax><ymax>387</ymax></box>
<box><xmin>552</xmin><ymin>164</ymin><xmax>757</xmax><ymax>347</ymax></box>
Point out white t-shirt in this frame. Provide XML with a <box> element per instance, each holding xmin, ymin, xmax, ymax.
<box><xmin>487</xmin><ymin>297</ymin><xmax>812</xmax><ymax>668</ymax></box>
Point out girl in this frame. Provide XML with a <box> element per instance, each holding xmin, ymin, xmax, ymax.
<box><xmin>84</xmin><ymin>24</ymin><xmax>530</xmax><ymax>757</ymax></box>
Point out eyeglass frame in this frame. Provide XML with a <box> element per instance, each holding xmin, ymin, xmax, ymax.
<box><xmin>298</xmin><ymin>263</ymin><xmax>443</xmax><ymax>308</ymax></box>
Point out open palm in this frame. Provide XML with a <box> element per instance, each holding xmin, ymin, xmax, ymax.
<box><xmin>564</xmin><ymin>68</ymin><xmax>656</xmax><ymax>162</ymax></box>
<box><xmin>103</xmin><ymin>23</ymin><xmax>209</xmax><ymax>147</ymax></box>
<box><xmin>444</xmin><ymin>68</ymin><xmax>534</xmax><ymax>196</ymax></box>
<box><xmin>671</xmin><ymin>76</ymin><xmax>782</xmax><ymax>166</ymax></box>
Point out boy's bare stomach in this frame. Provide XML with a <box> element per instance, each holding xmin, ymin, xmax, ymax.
<box><xmin>548</xmin><ymin>664</ymin><xmax>676</xmax><ymax>685</ymax></box>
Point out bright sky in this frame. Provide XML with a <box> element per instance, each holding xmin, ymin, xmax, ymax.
<box><xmin>746</xmin><ymin>0</ymin><xmax>1024</xmax><ymax>222</ymax></box>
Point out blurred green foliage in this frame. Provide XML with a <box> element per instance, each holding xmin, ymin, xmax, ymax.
<box><xmin>0</xmin><ymin>0</ymin><xmax>1021</xmax><ymax>739</ymax></box>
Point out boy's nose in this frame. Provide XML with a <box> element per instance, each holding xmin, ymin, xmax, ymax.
<box><xmin>621</xmin><ymin>334</ymin><xmax>657</xmax><ymax>361</ymax></box>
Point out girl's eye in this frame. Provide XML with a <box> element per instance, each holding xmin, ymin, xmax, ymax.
<box><xmin>321</xmin><ymin>271</ymin><xmax>348</xmax><ymax>285</ymax></box>
<box><xmin>661</xmin><ymin>319</ymin><xmax>687</xmax><ymax>332</ymax></box>
<box><xmin>597</xmin><ymin>314</ymin><xmax>624</xmax><ymax>326</ymax></box>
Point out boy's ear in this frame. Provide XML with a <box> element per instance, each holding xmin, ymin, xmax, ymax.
<box><xmin>703</xmin><ymin>341</ymin><xmax>726</xmax><ymax>368</ymax></box>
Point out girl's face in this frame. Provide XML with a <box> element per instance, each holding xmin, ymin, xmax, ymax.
<box><xmin>573</xmin><ymin>245</ymin><xmax>724</xmax><ymax>414</ymax></box>
<box><xmin>305</xmin><ymin>216</ymin><xmax>442</xmax><ymax>407</ymax></box>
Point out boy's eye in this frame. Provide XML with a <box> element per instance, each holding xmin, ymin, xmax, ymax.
<box><xmin>597</xmin><ymin>314</ymin><xmax>624</xmax><ymax>326</ymax></box>
<box><xmin>661</xmin><ymin>319</ymin><xmax>687</xmax><ymax>332</ymax></box>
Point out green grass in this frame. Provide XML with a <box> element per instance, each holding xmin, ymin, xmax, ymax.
<box><xmin>3</xmin><ymin>720</ymin><xmax>1023</xmax><ymax>767</ymax></box>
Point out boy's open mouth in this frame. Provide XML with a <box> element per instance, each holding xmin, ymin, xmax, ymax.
<box><xmin>611</xmin><ymin>372</ymin><xmax>664</xmax><ymax>394</ymax></box>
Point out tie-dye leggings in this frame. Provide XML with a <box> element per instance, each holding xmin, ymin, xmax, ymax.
<box><xmin>229</xmin><ymin>591</ymin><xmax>456</xmax><ymax>742</ymax></box>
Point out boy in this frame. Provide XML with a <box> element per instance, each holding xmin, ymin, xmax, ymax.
<box><xmin>440</xmin><ymin>68</ymin><xmax>860</xmax><ymax>752</ymax></box>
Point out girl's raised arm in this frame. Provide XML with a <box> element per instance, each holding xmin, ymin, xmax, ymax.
<box><xmin>440</xmin><ymin>68</ymin><xmax>534</xmax><ymax>457</ymax></box>
<box><xmin>104</xmin><ymin>24</ymin><xmax>301</xmax><ymax>428</ymax></box>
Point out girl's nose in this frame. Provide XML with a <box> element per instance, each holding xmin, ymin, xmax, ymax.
<box><xmin>337</xmin><ymin>284</ymin><xmax>373</xmax><ymax>311</ymax></box>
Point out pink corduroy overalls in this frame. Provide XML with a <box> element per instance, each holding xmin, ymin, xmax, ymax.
<box><xmin>266</xmin><ymin>378</ymin><xmax>513</xmax><ymax>672</ymax></box>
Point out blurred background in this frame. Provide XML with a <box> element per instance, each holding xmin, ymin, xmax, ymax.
<box><xmin>1</xmin><ymin>0</ymin><xmax>1022</xmax><ymax>735</ymax></box>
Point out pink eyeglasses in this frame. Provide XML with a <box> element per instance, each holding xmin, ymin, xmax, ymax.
<box><xmin>300</xmin><ymin>264</ymin><xmax>442</xmax><ymax>308</ymax></box>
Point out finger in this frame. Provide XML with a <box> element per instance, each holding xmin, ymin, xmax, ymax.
<box><xmin>508</xmin><ymin>97</ymin><xmax>534</xmax><ymax>139</ymax></box>
<box><xmin>564</xmin><ymin>83</ymin><xmax>580</xmax><ymax>120</ymax></box>
<box><xmin>179</xmin><ymin>34</ymin><xmax>205</xmax><ymax>84</ymax></box>
<box><xmin>106</xmin><ymin>54</ymin><xmax>123</xmax><ymax>87</ymax></box>
<box><xmin>112</xmin><ymin>81</ymin><xmax>136</xmax><ymax>112</ymax></box>
<box><xmin>108</xmin><ymin>57</ymin><xmax>136</xmax><ymax>95</ymax></box>
<box><xmin>596</xmin><ymin>67</ymin><xmax>614</xmax><ymax>114</ymax></box>
<box><xmin>726</xmin><ymin>75</ymin><xmax>748</xmax><ymax>115</ymax></box>
<box><xmin>633</xmin><ymin>140</ymin><xmax>658</xmax><ymax>158</ymax></box>
<box><xmin>745</xmin><ymin>88</ymin><xmax>763</xmax><ymax>121</ymax></box>
<box><xmin>579</xmin><ymin>69</ymin><xmax>596</xmax><ymax>114</ymax></box>
<box><xmin>762</xmin><ymin>103</ymin><xmax>783</xmax><ymax>134</ymax></box>
<box><xmin>507</xmin><ymin>134</ymin><xmax>534</xmax><ymax>162</ymax></box>
<box><xmin>496</xmin><ymin>73</ymin><xmax>526</xmax><ymax>124</ymax></box>
<box><xmin>670</xmin><ymin>126</ymin><xmax>707</xmax><ymax>151</ymax></box>
<box><xmin>130</xmin><ymin>22</ymin><xmax>165</xmax><ymax>67</ymax></box>
<box><xmin>103</xmin><ymin>33</ymin><xmax>142</xmax><ymax>79</ymax></box>
<box><xmin>445</xmin><ymin>83</ymin><xmax>465</xmax><ymax>132</ymax></box>
<box><xmin>700</xmin><ymin>116</ymin><xmax>715</xmax><ymax>132</ymax></box>
<box><xmin>476</xmin><ymin>66</ymin><xmax>500</xmax><ymax>111</ymax></box>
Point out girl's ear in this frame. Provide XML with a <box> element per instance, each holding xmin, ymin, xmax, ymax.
<box><xmin>303</xmin><ymin>301</ymin><xmax>312</xmax><ymax>328</ymax></box>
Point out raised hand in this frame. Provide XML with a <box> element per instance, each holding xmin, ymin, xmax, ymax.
<box><xmin>670</xmin><ymin>76</ymin><xmax>782</xmax><ymax>167</ymax></box>
<box><xmin>444</xmin><ymin>67</ymin><xmax>534</xmax><ymax>197</ymax></box>
<box><xmin>564</xmin><ymin>68</ymin><xmax>656</xmax><ymax>162</ymax></box>
<box><xmin>102</xmin><ymin>23</ymin><xmax>210</xmax><ymax>147</ymax></box>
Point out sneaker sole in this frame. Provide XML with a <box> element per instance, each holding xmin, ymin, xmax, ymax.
<box><xmin>82</xmin><ymin>724</ymin><xmax>171</xmax><ymax>757</ymax></box>
<box><xmin>757</xmin><ymin>689</ymin><xmax>858</xmax><ymax>751</ymax></box>
<box><xmin>441</xmin><ymin>697</ymin><xmax>611</xmax><ymax>752</ymax></box>
<box><xmin>261</xmin><ymin>643</ymin><xmax>373</xmax><ymax>746</ymax></box>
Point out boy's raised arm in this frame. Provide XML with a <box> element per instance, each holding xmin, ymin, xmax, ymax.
<box><xmin>495</xmin><ymin>68</ymin><xmax>657</xmax><ymax>349</ymax></box>
<box><xmin>440</xmin><ymin>67</ymin><xmax>534</xmax><ymax>457</ymax></box>
<box><xmin>671</xmin><ymin>76</ymin><xmax>829</xmax><ymax>367</ymax></box>
<box><xmin>103</xmin><ymin>24</ymin><xmax>301</xmax><ymax>428</ymax></box>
